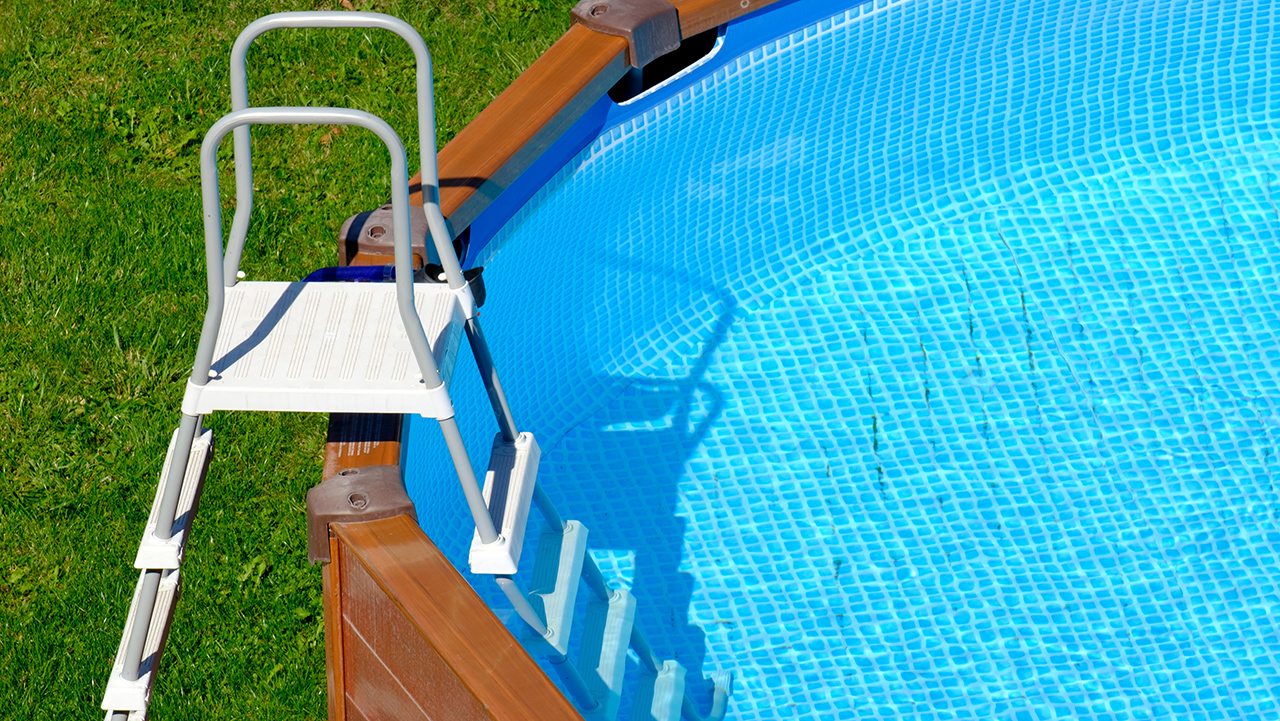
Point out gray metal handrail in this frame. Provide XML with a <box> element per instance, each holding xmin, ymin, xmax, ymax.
<box><xmin>194</xmin><ymin>106</ymin><xmax>442</xmax><ymax>391</ymax></box>
<box><xmin>224</xmin><ymin>12</ymin><xmax>464</xmax><ymax>291</ymax></box>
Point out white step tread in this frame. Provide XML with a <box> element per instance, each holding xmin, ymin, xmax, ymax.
<box><xmin>101</xmin><ymin>568</ymin><xmax>181</xmax><ymax>713</ymax></box>
<box><xmin>469</xmin><ymin>432</ymin><xmax>541</xmax><ymax>575</ymax></box>
<box><xmin>134</xmin><ymin>428</ymin><xmax>214</xmax><ymax>570</ymax></box>
<box><xmin>182</xmin><ymin>281</ymin><xmax>464</xmax><ymax>417</ymax></box>
<box><xmin>579</xmin><ymin>589</ymin><xmax>637</xmax><ymax>720</ymax></box>
<box><xmin>524</xmin><ymin>520</ymin><xmax>588</xmax><ymax>657</ymax></box>
<box><xmin>633</xmin><ymin>660</ymin><xmax>686</xmax><ymax>721</ymax></box>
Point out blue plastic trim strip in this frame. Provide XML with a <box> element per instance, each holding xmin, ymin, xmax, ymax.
<box><xmin>461</xmin><ymin>0</ymin><xmax>868</xmax><ymax>268</ymax></box>
<box><xmin>302</xmin><ymin>265</ymin><xmax>395</xmax><ymax>282</ymax></box>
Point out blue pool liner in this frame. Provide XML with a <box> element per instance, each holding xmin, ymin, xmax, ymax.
<box><xmin>406</xmin><ymin>0</ymin><xmax>1280</xmax><ymax>718</ymax></box>
<box><xmin>460</xmin><ymin>0</ymin><xmax>861</xmax><ymax>269</ymax></box>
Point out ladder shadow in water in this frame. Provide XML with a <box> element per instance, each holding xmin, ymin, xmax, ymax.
<box><xmin>554</xmin><ymin>257</ymin><xmax>737</xmax><ymax>707</ymax></box>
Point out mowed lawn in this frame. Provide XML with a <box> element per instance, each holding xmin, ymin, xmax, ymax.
<box><xmin>0</xmin><ymin>0</ymin><xmax>567</xmax><ymax>716</ymax></box>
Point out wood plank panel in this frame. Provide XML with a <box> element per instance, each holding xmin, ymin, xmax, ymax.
<box><xmin>342</xmin><ymin>621</ymin><xmax>437</xmax><ymax>721</ymax></box>
<box><xmin>339</xmin><ymin>538</ymin><xmax>491</xmax><ymax>721</ymax></box>
<box><xmin>333</xmin><ymin>516</ymin><xmax>583</xmax><ymax>721</ymax></box>
<box><xmin>344</xmin><ymin>699</ymin><xmax>373</xmax><ymax>721</ymax></box>
<box><xmin>323</xmin><ymin>536</ymin><xmax>347</xmax><ymax>721</ymax></box>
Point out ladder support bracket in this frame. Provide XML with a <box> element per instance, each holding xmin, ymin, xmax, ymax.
<box><xmin>306</xmin><ymin>465</ymin><xmax>417</xmax><ymax>564</ymax></box>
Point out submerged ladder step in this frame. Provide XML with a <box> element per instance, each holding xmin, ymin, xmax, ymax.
<box><xmin>578</xmin><ymin>589</ymin><xmax>637</xmax><ymax>720</ymax></box>
<box><xmin>101</xmin><ymin>568</ymin><xmax>182</xmax><ymax>715</ymax></box>
<box><xmin>469</xmin><ymin>432</ymin><xmax>541</xmax><ymax>574</ymax></box>
<box><xmin>524</xmin><ymin>520</ymin><xmax>588</xmax><ymax>656</ymax></box>
<box><xmin>134</xmin><ymin>428</ymin><xmax>214</xmax><ymax>570</ymax></box>
<box><xmin>181</xmin><ymin>281</ymin><xmax>466</xmax><ymax>418</ymax></box>
<box><xmin>633</xmin><ymin>660</ymin><xmax>686</xmax><ymax>721</ymax></box>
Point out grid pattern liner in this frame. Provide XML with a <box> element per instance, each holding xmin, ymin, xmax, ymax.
<box><xmin>405</xmin><ymin>0</ymin><xmax>1280</xmax><ymax>718</ymax></box>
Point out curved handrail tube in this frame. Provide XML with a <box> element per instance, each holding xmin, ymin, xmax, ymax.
<box><xmin>225</xmin><ymin>12</ymin><xmax>464</xmax><ymax>290</ymax></box>
<box><xmin>196</xmin><ymin>106</ymin><xmax>441</xmax><ymax>390</ymax></box>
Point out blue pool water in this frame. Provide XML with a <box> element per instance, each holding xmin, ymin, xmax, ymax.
<box><xmin>404</xmin><ymin>0</ymin><xmax>1280</xmax><ymax>717</ymax></box>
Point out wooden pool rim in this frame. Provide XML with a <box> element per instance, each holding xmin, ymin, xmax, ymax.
<box><xmin>361</xmin><ymin>0</ymin><xmax>785</xmax><ymax>266</ymax></box>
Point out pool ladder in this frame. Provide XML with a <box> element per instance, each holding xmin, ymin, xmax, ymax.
<box><xmin>100</xmin><ymin>11</ymin><xmax>731</xmax><ymax>721</ymax></box>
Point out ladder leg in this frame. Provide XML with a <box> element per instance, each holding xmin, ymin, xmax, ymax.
<box><xmin>464</xmin><ymin>317</ymin><xmax>518</xmax><ymax>442</ymax></box>
<box><xmin>120</xmin><ymin>570</ymin><xmax>162</xmax><ymax>683</ymax></box>
<box><xmin>153</xmin><ymin>414</ymin><xmax>201</xmax><ymax>539</ymax></box>
<box><xmin>438</xmin><ymin>416</ymin><xmax>498</xmax><ymax>542</ymax></box>
<box><xmin>494</xmin><ymin>575</ymin><xmax>548</xmax><ymax>637</ymax></box>
<box><xmin>548</xmin><ymin>653</ymin><xmax>600</xmax><ymax>712</ymax></box>
<box><xmin>119</xmin><ymin>416</ymin><xmax>199</xmax><ymax>683</ymax></box>
<box><xmin>104</xmin><ymin>418</ymin><xmax>209</xmax><ymax>717</ymax></box>
<box><xmin>629</xmin><ymin>625</ymin><xmax>662</xmax><ymax>674</ymax></box>
<box><xmin>491</xmin><ymin>571</ymin><xmax>597</xmax><ymax>711</ymax></box>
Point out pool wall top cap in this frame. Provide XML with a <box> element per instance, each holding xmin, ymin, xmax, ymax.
<box><xmin>571</xmin><ymin>0</ymin><xmax>681</xmax><ymax>69</ymax></box>
<box><xmin>306</xmin><ymin>465</ymin><xmax>417</xmax><ymax>564</ymax></box>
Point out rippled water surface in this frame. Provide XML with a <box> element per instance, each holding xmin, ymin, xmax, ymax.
<box><xmin>406</xmin><ymin>0</ymin><xmax>1280</xmax><ymax>717</ymax></box>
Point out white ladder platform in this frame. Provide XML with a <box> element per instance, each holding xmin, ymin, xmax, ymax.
<box><xmin>181</xmin><ymin>281</ymin><xmax>464</xmax><ymax>417</ymax></box>
<box><xmin>134</xmin><ymin>428</ymin><xmax>214</xmax><ymax>570</ymax></box>
<box><xmin>469</xmin><ymin>432</ymin><xmax>541</xmax><ymax>574</ymax></box>
<box><xmin>101</xmin><ymin>568</ymin><xmax>181</xmax><ymax>713</ymax></box>
<box><xmin>633</xmin><ymin>660</ymin><xmax>686</xmax><ymax>721</ymax></box>
<box><xmin>578</xmin><ymin>589</ymin><xmax>637</xmax><ymax>720</ymax></box>
<box><xmin>524</xmin><ymin>520</ymin><xmax>588</xmax><ymax>656</ymax></box>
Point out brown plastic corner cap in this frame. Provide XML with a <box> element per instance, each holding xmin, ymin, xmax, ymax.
<box><xmin>306</xmin><ymin>465</ymin><xmax>418</xmax><ymax>564</ymax></box>
<box><xmin>571</xmin><ymin>0</ymin><xmax>682</xmax><ymax>68</ymax></box>
<box><xmin>337</xmin><ymin>203</ymin><xmax>430</xmax><ymax>268</ymax></box>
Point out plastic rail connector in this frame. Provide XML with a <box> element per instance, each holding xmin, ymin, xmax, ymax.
<box><xmin>469</xmin><ymin>432</ymin><xmax>542</xmax><ymax>574</ymax></box>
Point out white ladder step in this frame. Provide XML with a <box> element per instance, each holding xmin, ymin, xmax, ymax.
<box><xmin>524</xmin><ymin>520</ymin><xmax>588</xmax><ymax>656</ymax></box>
<box><xmin>578</xmin><ymin>588</ymin><xmax>637</xmax><ymax>720</ymax></box>
<box><xmin>468</xmin><ymin>432</ymin><xmax>541</xmax><ymax>574</ymax></box>
<box><xmin>181</xmin><ymin>281</ymin><xmax>465</xmax><ymax>418</ymax></box>
<box><xmin>101</xmin><ymin>568</ymin><xmax>181</xmax><ymax>714</ymax></box>
<box><xmin>633</xmin><ymin>660</ymin><xmax>686</xmax><ymax>721</ymax></box>
<box><xmin>134</xmin><ymin>428</ymin><xmax>214</xmax><ymax>570</ymax></box>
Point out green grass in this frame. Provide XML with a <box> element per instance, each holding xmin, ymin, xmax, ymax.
<box><xmin>0</xmin><ymin>0</ymin><xmax>570</xmax><ymax>716</ymax></box>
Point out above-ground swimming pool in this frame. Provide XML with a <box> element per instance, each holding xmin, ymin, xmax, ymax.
<box><xmin>405</xmin><ymin>0</ymin><xmax>1280</xmax><ymax>717</ymax></box>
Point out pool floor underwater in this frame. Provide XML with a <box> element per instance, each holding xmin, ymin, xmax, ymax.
<box><xmin>404</xmin><ymin>0</ymin><xmax>1280</xmax><ymax>718</ymax></box>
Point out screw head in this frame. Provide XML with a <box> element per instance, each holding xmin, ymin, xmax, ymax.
<box><xmin>590</xmin><ymin>3</ymin><xmax>608</xmax><ymax>17</ymax></box>
<box><xmin>347</xmin><ymin>492</ymin><xmax>369</xmax><ymax>509</ymax></box>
